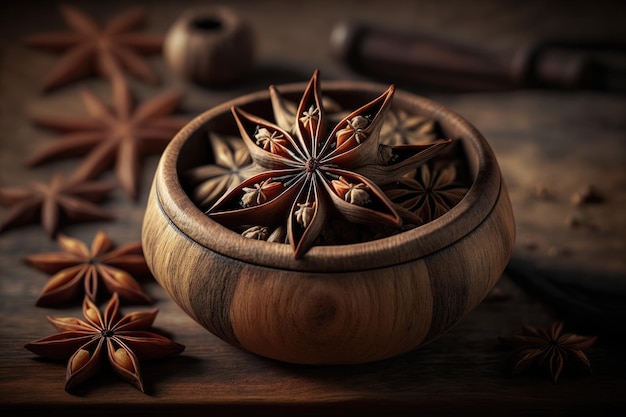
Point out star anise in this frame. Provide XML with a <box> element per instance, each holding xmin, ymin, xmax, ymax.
<box><xmin>25</xmin><ymin>293</ymin><xmax>185</xmax><ymax>392</ymax></box>
<box><xmin>207</xmin><ymin>70</ymin><xmax>451</xmax><ymax>258</ymax></box>
<box><xmin>26</xmin><ymin>78</ymin><xmax>188</xmax><ymax>200</ymax></box>
<box><xmin>499</xmin><ymin>321</ymin><xmax>597</xmax><ymax>383</ymax></box>
<box><xmin>384</xmin><ymin>162</ymin><xmax>469</xmax><ymax>223</ymax></box>
<box><xmin>185</xmin><ymin>133</ymin><xmax>259</xmax><ymax>210</ymax></box>
<box><xmin>0</xmin><ymin>173</ymin><xmax>114</xmax><ymax>237</ymax></box>
<box><xmin>380</xmin><ymin>108</ymin><xmax>438</xmax><ymax>145</ymax></box>
<box><xmin>24</xmin><ymin>230</ymin><xmax>152</xmax><ymax>307</ymax></box>
<box><xmin>24</xmin><ymin>5</ymin><xmax>163</xmax><ymax>91</ymax></box>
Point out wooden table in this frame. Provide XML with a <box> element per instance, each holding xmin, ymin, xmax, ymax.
<box><xmin>1</xmin><ymin>1</ymin><xmax>625</xmax><ymax>415</ymax></box>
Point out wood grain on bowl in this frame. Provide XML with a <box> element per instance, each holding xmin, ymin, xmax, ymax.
<box><xmin>142</xmin><ymin>81</ymin><xmax>515</xmax><ymax>364</ymax></box>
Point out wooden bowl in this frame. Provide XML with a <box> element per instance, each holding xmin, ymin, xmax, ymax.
<box><xmin>141</xmin><ymin>80</ymin><xmax>515</xmax><ymax>365</ymax></box>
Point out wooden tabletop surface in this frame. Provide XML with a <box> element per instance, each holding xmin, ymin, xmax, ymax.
<box><xmin>1</xmin><ymin>1</ymin><xmax>625</xmax><ymax>415</ymax></box>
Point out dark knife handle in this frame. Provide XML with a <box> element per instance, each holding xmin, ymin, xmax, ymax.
<box><xmin>330</xmin><ymin>21</ymin><xmax>619</xmax><ymax>91</ymax></box>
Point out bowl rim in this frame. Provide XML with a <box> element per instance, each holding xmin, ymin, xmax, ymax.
<box><xmin>152</xmin><ymin>80</ymin><xmax>502</xmax><ymax>272</ymax></box>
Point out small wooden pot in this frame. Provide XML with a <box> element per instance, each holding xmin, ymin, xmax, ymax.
<box><xmin>164</xmin><ymin>6</ymin><xmax>254</xmax><ymax>86</ymax></box>
<box><xmin>142</xmin><ymin>81</ymin><xmax>515</xmax><ymax>365</ymax></box>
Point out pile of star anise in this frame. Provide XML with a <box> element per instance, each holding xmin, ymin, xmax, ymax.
<box><xmin>0</xmin><ymin>5</ymin><xmax>187</xmax><ymax>393</ymax></box>
<box><xmin>185</xmin><ymin>70</ymin><xmax>472</xmax><ymax>258</ymax></box>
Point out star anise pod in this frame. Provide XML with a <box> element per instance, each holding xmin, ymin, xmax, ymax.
<box><xmin>24</xmin><ymin>230</ymin><xmax>152</xmax><ymax>307</ymax></box>
<box><xmin>384</xmin><ymin>163</ymin><xmax>469</xmax><ymax>223</ymax></box>
<box><xmin>25</xmin><ymin>293</ymin><xmax>185</xmax><ymax>392</ymax></box>
<box><xmin>185</xmin><ymin>95</ymin><xmax>348</xmax><ymax>211</ymax></box>
<box><xmin>380</xmin><ymin>108</ymin><xmax>438</xmax><ymax>145</ymax></box>
<box><xmin>185</xmin><ymin>133</ymin><xmax>259</xmax><ymax>209</ymax></box>
<box><xmin>24</xmin><ymin>5</ymin><xmax>163</xmax><ymax>91</ymax></box>
<box><xmin>499</xmin><ymin>321</ymin><xmax>597</xmax><ymax>383</ymax></box>
<box><xmin>207</xmin><ymin>70</ymin><xmax>451</xmax><ymax>258</ymax></box>
<box><xmin>0</xmin><ymin>173</ymin><xmax>114</xmax><ymax>237</ymax></box>
<box><xmin>26</xmin><ymin>78</ymin><xmax>188</xmax><ymax>200</ymax></box>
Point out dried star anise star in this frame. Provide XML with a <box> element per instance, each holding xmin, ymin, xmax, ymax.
<box><xmin>25</xmin><ymin>293</ymin><xmax>185</xmax><ymax>392</ymax></box>
<box><xmin>24</xmin><ymin>5</ymin><xmax>163</xmax><ymax>91</ymax></box>
<box><xmin>185</xmin><ymin>134</ymin><xmax>259</xmax><ymax>209</ymax></box>
<box><xmin>380</xmin><ymin>108</ymin><xmax>438</xmax><ymax>145</ymax></box>
<box><xmin>27</xmin><ymin>78</ymin><xmax>188</xmax><ymax>200</ymax></box>
<box><xmin>207</xmin><ymin>70</ymin><xmax>451</xmax><ymax>258</ymax></box>
<box><xmin>499</xmin><ymin>321</ymin><xmax>597</xmax><ymax>383</ymax></box>
<box><xmin>385</xmin><ymin>163</ymin><xmax>469</xmax><ymax>223</ymax></box>
<box><xmin>24</xmin><ymin>230</ymin><xmax>152</xmax><ymax>307</ymax></box>
<box><xmin>0</xmin><ymin>173</ymin><xmax>114</xmax><ymax>237</ymax></box>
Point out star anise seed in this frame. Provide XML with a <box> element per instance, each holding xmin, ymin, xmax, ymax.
<box><xmin>0</xmin><ymin>173</ymin><xmax>114</xmax><ymax>237</ymax></box>
<box><xmin>24</xmin><ymin>230</ymin><xmax>152</xmax><ymax>307</ymax></box>
<box><xmin>332</xmin><ymin>176</ymin><xmax>372</xmax><ymax>205</ymax></box>
<box><xmin>255</xmin><ymin>128</ymin><xmax>289</xmax><ymax>155</ymax></box>
<box><xmin>270</xmin><ymin>94</ymin><xmax>348</xmax><ymax>130</ymax></box>
<box><xmin>207</xmin><ymin>70</ymin><xmax>451</xmax><ymax>258</ymax></box>
<box><xmin>241</xmin><ymin>178</ymin><xmax>284</xmax><ymax>208</ymax></box>
<box><xmin>26</xmin><ymin>78</ymin><xmax>189</xmax><ymax>200</ymax></box>
<box><xmin>24</xmin><ymin>5</ymin><xmax>163</xmax><ymax>91</ymax></box>
<box><xmin>241</xmin><ymin>225</ymin><xmax>269</xmax><ymax>240</ymax></box>
<box><xmin>24</xmin><ymin>293</ymin><xmax>185</xmax><ymax>392</ymax></box>
<box><xmin>499</xmin><ymin>321</ymin><xmax>597</xmax><ymax>383</ymax></box>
